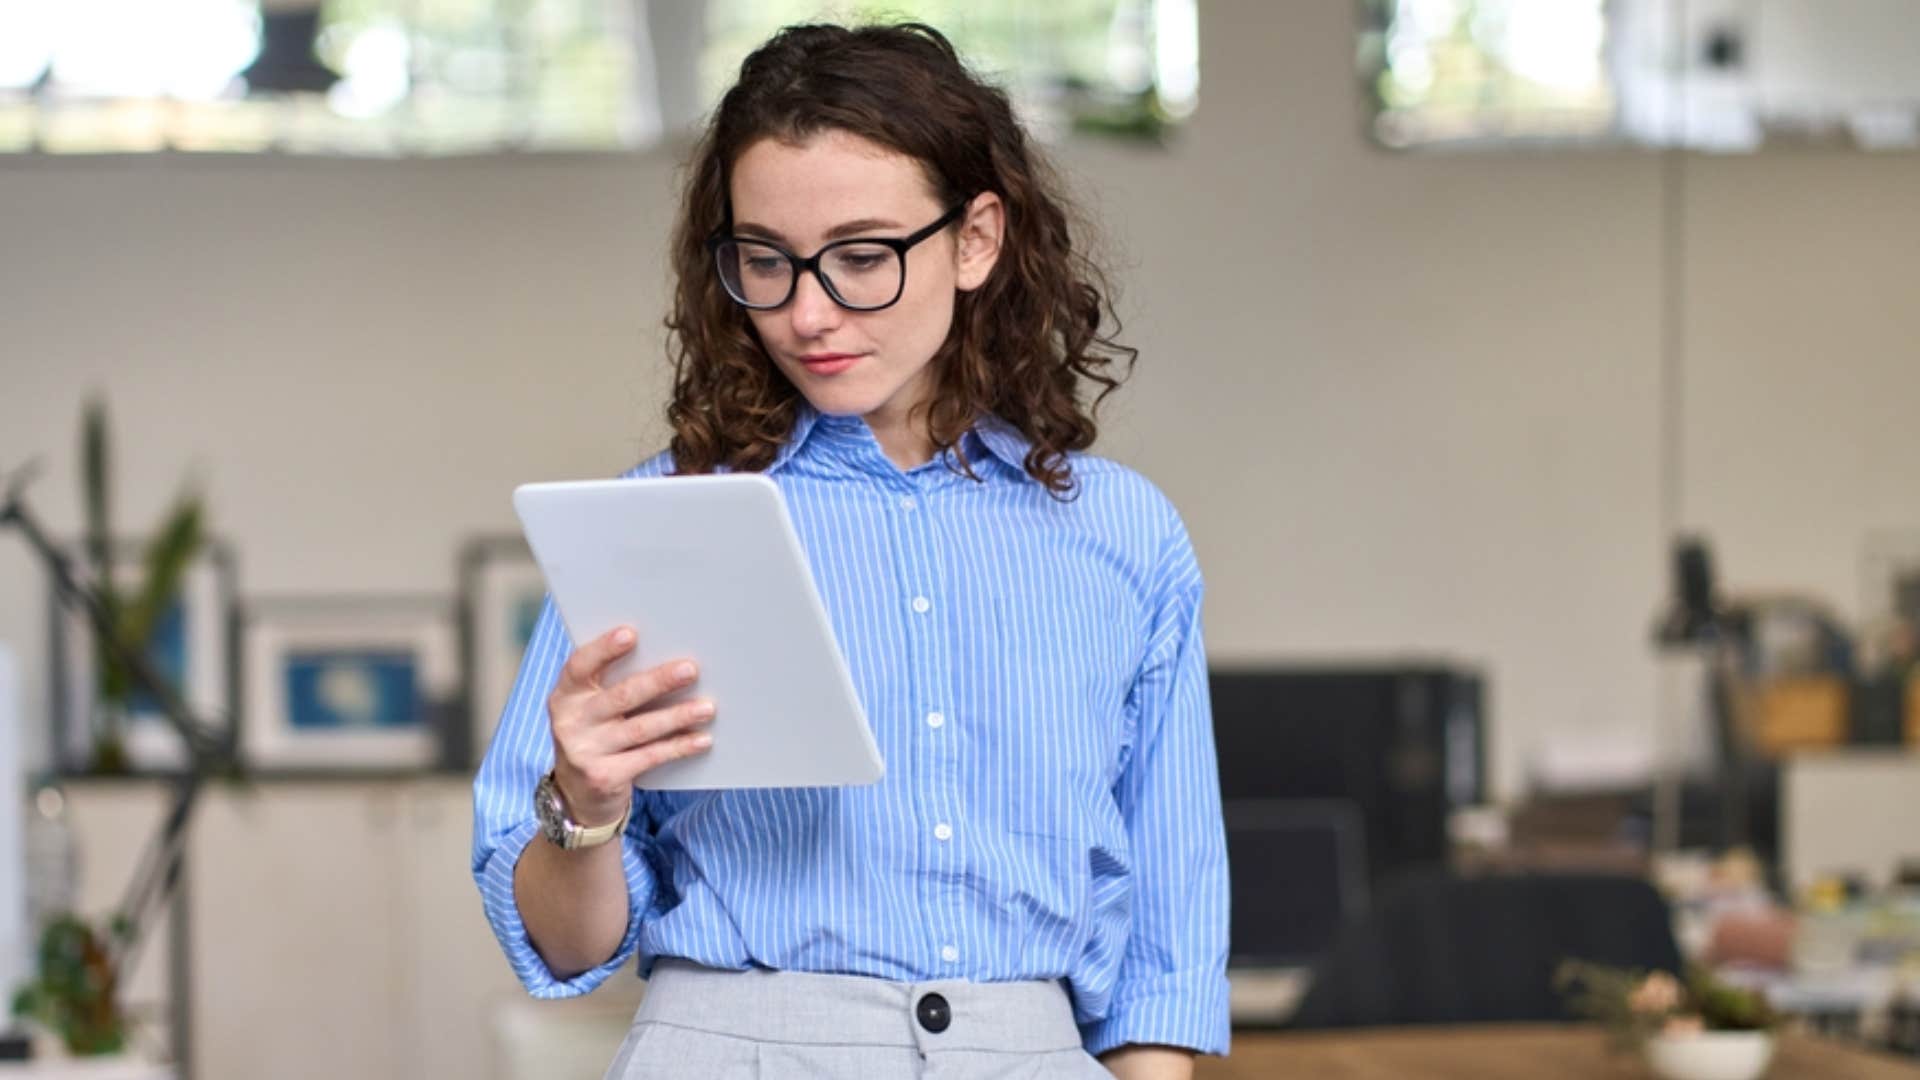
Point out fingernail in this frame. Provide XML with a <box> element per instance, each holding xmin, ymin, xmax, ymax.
<box><xmin>691</xmin><ymin>700</ymin><xmax>716</xmax><ymax>719</ymax></box>
<box><xmin>692</xmin><ymin>733</ymin><xmax>713</xmax><ymax>749</ymax></box>
<box><xmin>614</xmin><ymin>628</ymin><xmax>634</xmax><ymax>646</ymax></box>
<box><xmin>675</xmin><ymin>662</ymin><xmax>697</xmax><ymax>681</ymax></box>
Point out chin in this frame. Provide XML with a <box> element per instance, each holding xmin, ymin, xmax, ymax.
<box><xmin>794</xmin><ymin>383</ymin><xmax>890</xmax><ymax>420</ymax></box>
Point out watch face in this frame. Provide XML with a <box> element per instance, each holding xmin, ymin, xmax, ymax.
<box><xmin>534</xmin><ymin>774</ymin><xmax>572</xmax><ymax>848</ymax></box>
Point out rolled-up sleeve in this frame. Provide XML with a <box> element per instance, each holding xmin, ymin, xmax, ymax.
<box><xmin>1081</xmin><ymin>515</ymin><xmax>1232</xmax><ymax>1056</ymax></box>
<box><xmin>471</xmin><ymin>595</ymin><xmax>659</xmax><ymax>998</ymax></box>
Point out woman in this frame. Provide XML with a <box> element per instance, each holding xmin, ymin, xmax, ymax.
<box><xmin>473</xmin><ymin>22</ymin><xmax>1229</xmax><ymax>1080</ymax></box>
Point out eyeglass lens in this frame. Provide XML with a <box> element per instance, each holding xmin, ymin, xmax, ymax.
<box><xmin>714</xmin><ymin>240</ymin><xmax>904</xmax><ymax>310</ymax></box>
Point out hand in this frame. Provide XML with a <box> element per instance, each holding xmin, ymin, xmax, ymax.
<box><xmin>546</xmin><ymin>626</ymin><xmax>714</xmax><ymax>826</ymax></box>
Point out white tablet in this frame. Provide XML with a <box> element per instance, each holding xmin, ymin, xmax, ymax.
<box><xmin>512</xmin><ymin>474</ymin><xmax>883</xmax><ymax>790</ymax></box>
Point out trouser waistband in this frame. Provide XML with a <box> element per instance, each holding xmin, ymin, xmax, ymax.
<box><xmin>635</xmin><ymin>959</ymin><xmax>1084</xmax><ymax>1055</ymax></box>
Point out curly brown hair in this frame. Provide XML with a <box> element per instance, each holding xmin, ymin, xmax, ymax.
<box><xmin>663</xmin><ymin>22</ymin><xmax>1136</xmax><ymax>496</ymax></box>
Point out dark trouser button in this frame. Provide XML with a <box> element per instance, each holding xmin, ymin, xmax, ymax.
<box><xmin>916</xmin><ymin>992</ymin><xmax>951</xmax><ymax>1034</ymax></box>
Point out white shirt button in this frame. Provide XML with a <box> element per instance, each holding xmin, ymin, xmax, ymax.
<box><xmin>934</xmin><ymin>823</ymin><xmax>953</xmax><ymax>841</ymax></box>
<box><xmin>940</xmin><ymin>944</ymin><xmax>959</xmax><ymax>963</ymax></box>
<box><xmin>925</xmin><ymin>711</ymin><xmax>945</xmax><ymax>729</ymax></box>
<box><xmin>900</xmin><ymin>495</ymin><xmax>918</xmax><ymax>511</ymax></box>
<box><xmin>911</xmin><ymin>596</ymin><xmax>931</xmax><ymax>614</ymax></box>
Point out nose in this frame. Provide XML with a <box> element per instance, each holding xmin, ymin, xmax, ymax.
<box><xmin>787</xmin><ymin>269</ymin><xmax>842</xmax><ymax>339</ymax></box>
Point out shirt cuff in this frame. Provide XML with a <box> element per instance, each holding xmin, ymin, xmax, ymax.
<box><xmin>1081</xmin><ymin>968</ymin><xmax>1233</xmax><ymax>1057</ymax></box>
<box><xmin>478</xmin><ymin>818</ymin><xmax>655</xmax><ymax>999</ymax></box>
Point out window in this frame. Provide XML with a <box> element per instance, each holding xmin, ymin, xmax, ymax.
<box><xmin>701</xmin><ymin>0</ymin><xmax>1198</xmax><ymax>142</ymax></box>
<box><xmin>1362</xmin><ymin>0</ymin><xmax>1920</xmax><ymax>152</ymax></box>
<box><xmin>0</xmin><ymin>0</ymin><xmax>649</xmax><ymax>155</ymax></box>
<box><xmin>0</xmin><ymin>0</ymin><xmax>1197</xmax><ymax>156</ymax></box>
<box><xmin>1360</xmin><ymin>0</ymin><xmax>1616</xmax><ymax>148</ymax></box>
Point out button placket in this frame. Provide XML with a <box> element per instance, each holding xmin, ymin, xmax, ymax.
<box><xmin>893</xmin><ymin>475</ymin><xmax>965</xmax><ymax>983</ymax></box>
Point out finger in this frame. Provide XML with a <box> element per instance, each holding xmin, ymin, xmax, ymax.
<box><xmin>614</xmin><ymin>728</ymin><xmax>715</xmax><ymax>781</ymax></box>
<box><xmin>610</xmin><ymin>698</ymin><xmax>715</xmax><ymax>752</ymax></box>
<box><xmin>560</xmin><ymin>626</ymin><xmax>638</xmax><ymax>690</ymax></box>
<box><xmin>592</xmin><ymin>658</ymin><xmax>699</xmax><ymax>722</ymax></box>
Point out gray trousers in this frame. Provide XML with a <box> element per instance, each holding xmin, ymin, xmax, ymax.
<box><xmin>603</xmin><ymin>959</ymin><xmax>1116</xmax><ymax>1079</ymax></box>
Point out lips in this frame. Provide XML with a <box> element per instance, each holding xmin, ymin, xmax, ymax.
<box><xmin>798</xmin><ymin>353</ymin><xmax>861</xmax><ymax>375</ymax></box>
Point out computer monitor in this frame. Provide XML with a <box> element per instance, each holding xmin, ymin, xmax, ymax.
<box><xmin>1211</xmin><ymin>664</ymin><xmax>1485</xmax><ymax>891</ymax></box>
<box><xmin>1225</xmin><ymin>797</ymin><xmax>1369</xmax><ymax>969</ymax></box>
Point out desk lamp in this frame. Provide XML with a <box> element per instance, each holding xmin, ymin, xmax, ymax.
<box><xmin>1651</xmin><ymin>535</ymin><xmax>1752</xmax><ymax>853</ymax></box>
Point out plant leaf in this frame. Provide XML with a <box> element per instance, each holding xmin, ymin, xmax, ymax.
<box><xmin>83</xmin><ymin>396</ymin><xmax>129</xmax><ymax>703</ymax></box>
<box><xmin>119</xmin><ymin>493</ymin><xmax>205</xmax><ymax>692</ymax></box>
<box><xmin>81</xmin><ymin>395</ymin><xmax>114</xmax><ymax>591</ymax></box>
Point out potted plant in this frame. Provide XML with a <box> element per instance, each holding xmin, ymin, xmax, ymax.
<box><xmin>1558</xmin><ymin>960</ymin><xmax>1778</xmax><ymax>1080</ymax></box>
<box><xmin>8</xmin><ymin>915</ymin><xmax>125</xmax><ymax>1056</ymax></box>
<box><xmin>79</xmin><ymin>395</ymin><xmax>205</xmax><ymax>773</ymax></box>
<box><xmin>5</xmin><ymin>397</ymin><xmax>210</xmax><ymax>1059</ymax></box>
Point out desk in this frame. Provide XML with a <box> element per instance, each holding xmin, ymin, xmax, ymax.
<box><xmin>1197</xmin><ymin>1024</ymin><xmax>1920</xmax><ymax>1079</ymax></box>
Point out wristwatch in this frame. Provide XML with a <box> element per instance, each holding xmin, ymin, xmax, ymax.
<box><xmin>534</xmin><ymin>770</ymin><xmax>631</xmax><ymax>851</ymax></box>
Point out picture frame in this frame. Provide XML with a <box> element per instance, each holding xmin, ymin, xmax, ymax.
<box><xmin>457</xmin><ymin>536</ymin><xmax>548</xmax><ymax>769</ymax></box>
<box><xmin>48</xmin><ymin>539</ymin><xmax>240</xmax><ymax>775</ymax></box>
<box><xmin>239</xmin><ymin>596</ymin><xmax>456</xmax><ymax>773</ymax></box>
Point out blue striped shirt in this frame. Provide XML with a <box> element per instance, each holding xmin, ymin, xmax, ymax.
<box><xmin>471</xmin><ymin>404</ymin><xmax>1231</xmax><ymax>1056</ymax></box>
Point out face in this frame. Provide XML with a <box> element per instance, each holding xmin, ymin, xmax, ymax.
<box><xmin>726</xmin><ymin>129</ymin><xmax>1002</xmax><ymax>441</ymax></box>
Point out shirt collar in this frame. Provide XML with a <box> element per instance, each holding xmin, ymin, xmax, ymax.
<box><xmin>969</xmin><ymin>413</ymin><xmax>1035</xmax><ymax>479</ymax></box>
<box><xmin>766</xmin><ymin>403</ymin><xmax>823</xmax><ymax>474</ymax></box>
<box><xmin>769</xmin><ymin>401</ymin><xmax>1036</xmax><ymax>483</ymax></box>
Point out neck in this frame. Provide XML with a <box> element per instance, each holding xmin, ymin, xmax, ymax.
<box><xmin>859</xmin><ymin>376</ymin><xmax>941</xmax><ymax>470</ymax></box>
<box><xmin>866</xmin><ymin>413</ymin><xmax>936</xmax><ymax>471</ymax></box>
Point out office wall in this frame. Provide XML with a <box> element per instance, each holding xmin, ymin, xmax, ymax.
<box><xmin>3</xmin><ymin>1</ymin><xmax>1919</xmax><ymax>798</ymax></box>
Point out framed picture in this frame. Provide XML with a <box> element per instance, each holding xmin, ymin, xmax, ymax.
<box><xmin>48</xmin><ymin>540</ymin><xmax>239</xmax><ymax>775</ymax></box>
<box><xmin>240</xmin><ymin>596</ymin><xmax>456</xmax><ymax>772</ymax></box>
<box><xmin>458</xmin><ymin>536</ymin><xmax>548</xmax><ymax>768</ymax></box>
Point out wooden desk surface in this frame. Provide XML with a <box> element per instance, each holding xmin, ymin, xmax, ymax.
<box><xmin>1197</xmin><ymin>1025</ymin><xmax>1920</xmax><ymax>1079</ymax></box>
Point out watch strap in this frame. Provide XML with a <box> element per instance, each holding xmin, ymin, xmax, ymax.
<box><xmin>540</xmin><ymin>769</ymin><xmax>632</xmax><ymax>851</ymax></box>
<box><xmin>564</xmin><ymin>799</ymin><xmax>631</xmax><ymax>850</ymax></box>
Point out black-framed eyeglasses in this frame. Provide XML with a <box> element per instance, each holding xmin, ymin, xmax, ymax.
<box><xmin>708</xmin><ymin>202</ymin><xmax>969</xmax><ymax>312</ymax></box>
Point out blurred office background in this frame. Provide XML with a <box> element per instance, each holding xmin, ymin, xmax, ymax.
<box><xmin>1</xmin><ymin>1</ymin><xmax>1919</xmax><ymax>1077</ymax></box>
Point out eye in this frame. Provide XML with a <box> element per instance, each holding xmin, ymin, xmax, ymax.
<box><xmin>827</xmin><ymin>244</ymin><xmax>893</xmax><ymax>275</ymax></box>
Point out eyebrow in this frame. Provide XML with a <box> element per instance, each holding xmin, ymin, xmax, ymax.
<box><xmin>732</xmin><ymin>217</ymin><xmax>906</xmax><ymax>244</ymax></box>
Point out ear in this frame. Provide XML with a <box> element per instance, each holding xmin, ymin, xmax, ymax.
<box><xmin>953</xmin><ymin>192</ymin><xmax>1005</xmax><ymax>293</ymax></box>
